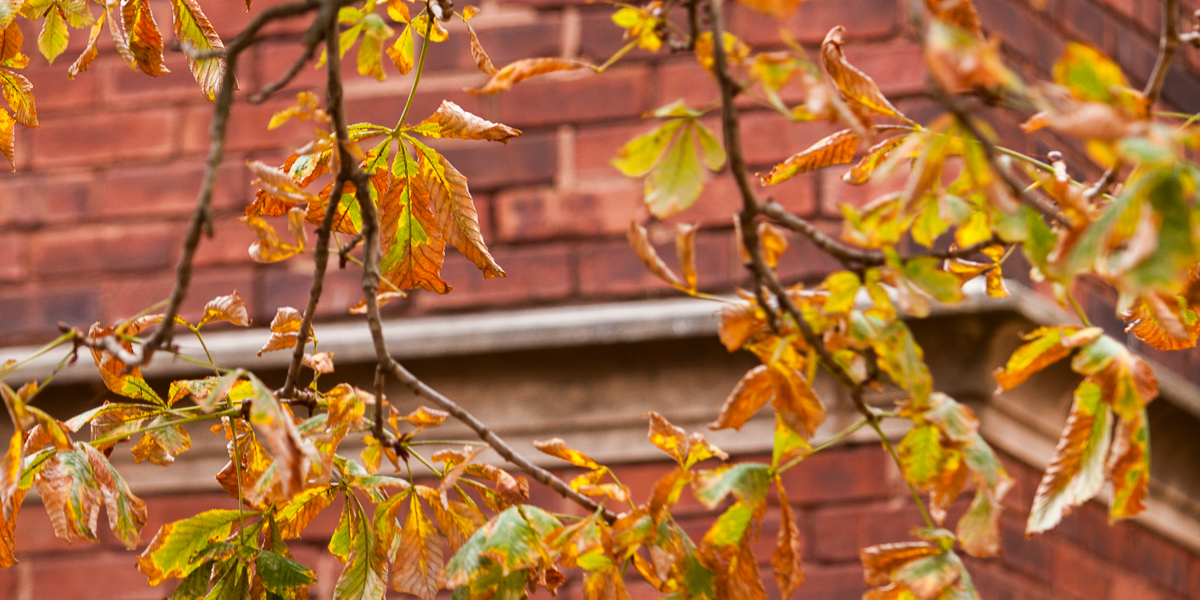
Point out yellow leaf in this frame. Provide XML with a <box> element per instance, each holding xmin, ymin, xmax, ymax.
<box><xmin>759</xmin><ymin>222</ymin><xmax>788</xmax><ymax>268</ymax></box>
<box><xmin>534</xmin><ymin>438</ymin><xmax>602</xmax><ymax>469</ymax></box>
<box><xmin>718</xmin><ymin>300</ymin><xmax>766</xmax><ymax>352</ymax></box>
<box><xmin>198</xmin><ymin>290</ymin><xmax>251</xmax><ymax>327</ymax></box>
<box><xmin>242</xmin><ymin>207</ymin><xmax>308</xmax><ymax>264</ymax></box>
<box><xmin>466</xmin><ymin>57</ymin><xmax>591</xmax><ymax>94</ymax></box>
<box><xmin>992</xmin><ymin>325</ymin><xmax>1097</xmax><ymax>391</ymax></box>
<box><xmin>772</xmin><ymin>483</ymin><xmax>804</xmax><ymax>599</ymax></box>
<box><xmin>0</xmin><ymin>68</ymin><xmax>37</xmax><ymax>127</ymax></box>
<box><xmin>758</xmin><ymin>129</ymin><xmax>858</xmax><ymax>186</ymax></box>
<box><xmin>401</xmin><ymin>405</ymin><xmax>449</xmax><ymax>429</ymax></box>
<box><xmin>386</xmin><ymin>24</ymin><xmax>414</xmax><ymax>74</ymax></box>
<box><xmin>170</xmin><ymin>0</ymin><xmax>224</xmax><ymax>101</ymax></box>
<box><xmin>844</xmin><ymin>135</ymin><xmax>907</xmax><ymax>185</ymax></box>
<box><xmin>257</xmin><ymin>306</ymin><xmax>304</xmax><ymax>356</ymax></box>
<box><xmin>768</xmin><ymin>362</ymin><xmax>826</xmax><ymax>437</ymax></box>
<box><xmin>391</xmin><ymin>496</ymin><xmax>444</xmax><ymax>600</ymax></box>
<box><xmin>694</xmin><ymin>31</ymin><xmax>749</xmax><ymax>73</ymax></box>
<box><xmin>676</xmin><ymin>223</ymin><xmax>699</xmax><ymax>290</ymax></box>
<box><xmin>0</xmin><ymin>109</ymin><xmax>13</xmax><ymax>170</ymax></box>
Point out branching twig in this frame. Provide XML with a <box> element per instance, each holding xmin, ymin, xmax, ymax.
<box><xmin>279</xmin><ymin>0</ymin><xmax>351</xmax><ymax>401</ymax></box>
<box><xmin>137</xmin><ymin>0</ymin><xmax>327</xmax><ymax>369</ymax></box>
<box><xmin>251</xmin><ymin>10</ymin><xmax>332</xmax><ymax>104</ymax></box>
<box><xmin>314</xmin><ymin>0</ymin><xmax>618</xmax><ymax>524</ymax></box>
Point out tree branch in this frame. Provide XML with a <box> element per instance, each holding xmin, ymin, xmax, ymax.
<box><xmin>251</xmin><ymin>10</ymin><xmax>332</xmax><ymax>104</ymax></box>
<box><xmin>314</xmin><ymin>0</ymin><xmax>618</xmax><ymax>524</ymax></box>
<box><xmin>137</xmin><ymin>0</ymin><xmax>327</xmax><ymax>368</ymax></box>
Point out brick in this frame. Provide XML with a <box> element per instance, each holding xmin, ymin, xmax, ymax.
<box><xmin>963</xmin><ymin>557</ymin><xmax>1022</xmax><ymax>600</ymax></box>
<box><xmin>841</xmin><ymin>39</ymin><xmax>927</xmax><ymax>98</ymax></box>
<box><xmin>99</xmin><ymin>161</ymin><xmax>246</xmax><ymax>219</ymax></box>
<box><xmin>578</xmin><ymin>7</ymin><xmax>659</xmax><ymax>64</ymax></box>
<box><xmin>731</xmin><ymin>0</ymin><xmax>897</xmax><ymax>47</ymax></box>
<box><xmin>999</xmin><ymin>514</ymin><xmax>1053</xmax><ymax>583</ymax></box>
<box><xmin>1117</xmin><ymin>529</ymin><xmax>1193</xmax><ymax>597</ymax></box>
<box><xmin>1189</xmin><ymin>554</ymin><xmax>1200</xmax><ymax>599</ymax></box>
<box><xmin>1109</xmin><ymin>569</ymin><xmax>1177</xmax><ymax>600</ymax></box>
<box><xmin>19</xmin><ymin>61</ymin><xmax>99</xmax><ymax>112</ymax></box>
<box><xmin>31</xmin><ymin>551</ymin><xmax>170</xmax><ymax>600</ymax></box>
<box><xmin>773</xmin><ymin>224</ymin><xmax>845</xmax><ymax>284</ymax></box>
<box><xmin>1161</xmin><ymin>64</ymin><xmax>1200</xmax><ymax>114</ymax></box>
<box><xmin>0</xmin><ymin>233</ymin><xmax>28</xmax><ymax>282</ymax></box>
<box><xmin>0</xmin><ymin>170</ymin><xmax>95</xmax><ymax>229</ymax></box>
<box><xmin>100</xmin><ymin>266</ymin><xmax>258</xmax><ymax>326</ymax></box>
<box><xmin>193</xmin><ymin>214</ymin><xmax>263</xmax><ymax>267</ymax></box>
<box><xmin>0</xmin><ymin>284</ymin><xmax>101</xmax><ymax>340</ymax></box>
<box><xmin>31</xmin><ymin>109</ymin><xmax>177</xmax><ymax>168</ymax></box>
<box><xmin>578</xmin><ymin>228</ymin><xmax>733</xmax><ymax>296</ymax></box>
<box><xmin>672</xmin><ymin>170</ymin><xmax>816</xmax><ymax>230</ymax></box>
<box><xmin>415</xmin><ymin>243</ymin><xmax>574</xmax><ymax>310</ymax></box>
<box><xmin>1061</xmin><ymin>0</ymin><xmax>1108</xmax><ymax>46</ymax></box>
<box><xmin>1052</xmin><ymin>539</ymin><xmax>1115</xmax><ymax>600</ymax></box>
<box><xmin>259</xmin><ymin>264</ymin><xmax>369</xmax><ymax>321</ymax></box>
<box><xmin>431</xmin><ymin>132</ymin><xmax>557</xmax><ymax>191</ymax></box>
<box><xmin>810</xmin><ymin>501</ymin><xmax>925</xmax><ymax>561</ymax></box>
<box><xmin>778</xmin><ymin>444</ymin><xmax>898</xmax><ymax>504</ymax></box>
<box><xmin>183</xmin><ymin>98</ymin><xmax>310</xmax><ymax>155</ymax></box>
<box><xmin>977</xmin><ymin>0</ymin><xmax>1065</xmax><ymax>73</ymax></box>
<box><xmin>800</xmin><ymin>563</ymin><xmax>869</xmax><ymax>599</ymax></box>
<box><xmin>29</xmin><ymin>222</ymin><xmax>181</xmax><ymax>277</ymax></box>
<box><xmin>466</xmin><ymin>13</ymin><xmax>563</xmax><ymax>72</ymax></box>
<box><xmin>99</xmin><ymin>53</ymin><xmax>208</xmax><ymax>105</ymax></box>
<box><xmin>1106</xmin><ymin>21</ymin><xmax>1159</xmax><ymax>86</ymax></box>
<box><xmin>493</xmin><ymin>179</ymin><xmax>644</xmax><ymax>242</ymax></box>
<box><xmin>494</xmin><ymin>65</ymin><xmax>650</xmax><ymax>128</ymax></box>
<box><xmin>740</xmin><ymin>111</ymin><xmax>844</xmax><ymax>168</ymax></box>
<box><xmin>575</xmin><ymin>120</ymin><xmax>655</xmax><ymax>179</ymax></box>
<box><xmin>654</xmin><ymin>59</ymin><xmax>719</xmax><ymax>109</ymax></box>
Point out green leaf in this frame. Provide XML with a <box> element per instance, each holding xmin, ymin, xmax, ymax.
<box><xmin>38</xmin><ymin>6</ymin><xmax>68</xmax><ymax>63</ymax></box>
<box><xmin>612</xmin><ymin>120</ymin><xmax>683</xmax><ymax>177</ymax></box>
<box><xmin>702</xmin><ymin>501</ymin><xmax>755</xmax><ymax>549</ymax></box>
<box><xmin>694</xmin><ymin>122</ymin><xmax>726</xmax><ymax>171</ymax></box>
<box><xmin>693</xmin><ymin>462</ymin><xmax>770</xmax><ymax>511</ymax></box>
<box><xmin>256</xmin><ymin>549</ymin><xmax>316</xmax><ymax>595</ymax></box>
<box><xmin>645</xmin><ymin>124</ymin><xmax>705</xmax><ymax>218</ymax></box>
<box><xmin>1052</xmin><ymin>43</ymin><xmax>1128</xmax><ymax>104</ymax></box>
<box><xmin>332</xmin><ymin>499</ymin><xmax>388</xmax><ymax>600</ymax></box>
<box><xmin>903</xmin><ymin>256</ymin><xmax>964</xmax><ymax>304</ymax></box>
<box><xmin>137</xmin><ymin>509</ymin><xmax>256</xmax><ymax>585</ymax></box>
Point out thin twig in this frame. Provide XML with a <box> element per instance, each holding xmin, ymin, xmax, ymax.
<box><xmin>251</xmin><ymin>12</ymin><xmax>331</xmax><ymax>103</ymax></box>
<box><xmin>1144</xmin><ymin>0</ymin><xmax>1180</xmax><ymax>104</ymax></box>
<box><xmin>138</xmin><ymin>0</ymin><xmax>327</xmax><ymax>368</ymax></box>
<box><xmin>279</xmin><ymin>0</ymin><xmax>350</xmax><ymax>401</ymax></box>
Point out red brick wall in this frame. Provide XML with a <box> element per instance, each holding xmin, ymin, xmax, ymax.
<box><xmin>1</xmin><ymin>445</ymin><xmax>1195</xmax><ymax>599</ymax></box>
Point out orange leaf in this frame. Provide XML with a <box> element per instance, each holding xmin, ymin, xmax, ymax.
<box><xmin>257</xmin><ymin>307</ymin><xmax>303</xmax><ymax>356</ymax></box>
<box><xmin>123</xmin><ymin>0</ymin><xmax>170</xmax><ymax>76</ymax></box>
<box><xmin>710</xmin><ymin>365</ymin><xmax>773</xmax><ymax>431</ymax></box>
<box><xmin>464</xmin><ymin>19</ymin><xmax>497</xmax><ymax>75</ymax></box>
<box><xmin>718</xmin><ymin>301</ymin><xmax>766</xmax><ymax>352</ymax></box>
<box><xmin>198</xmin><ymin>290</ymin><xmax>251</xmax><ymax>327</ymax></box>
<box><xmin>414</xmin><ymin>100</ymin><xmax>520</xmax><ymax>143</ymax></box>
<box><xmin>534</xmin><ymin>438</ymin><xmax>601</xmax><ymax>470</ymax></box>
<box><xmin>758</xmin><ymin>129</ymin><xmax>859</xmax><ymax>186</ymax></box>
<box><xmin>392</xmin><ymin>495</ymin><xmax>444</xmax><ymax>600</ymax></box>
<box><xmin>821</xmin><ymin>26</ymin><xmax>906</xmax><ymax>120</ymax></box>
<box><xmin>772</xmin><ymin>483</ymin><xmax>804</xmax><ymax>599</ymax></box>
<box><xmin>675</xmin><ymin>223</ymin><xmax>698</xmax><ymax>291</ymax></box>
<box><xmin>466</xmin><ymin>57</ymin><xmax>590</xmax><ymax>94</ymax></box>
<box><xmin>627</xmin><ymin>221</ymin><xmax>687</xmax><ymax>291</ymax></box>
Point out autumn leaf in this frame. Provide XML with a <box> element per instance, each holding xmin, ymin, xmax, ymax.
<box><xmin>738</xmin><ymin>0</ymin><xmax>800</xmax><ymax>20</ymax></box>
<box><xmin>1026</xmin><ymin>380</ymin><xmax>1111</xmax><ymax>534</ymax></box>
<box><xmin>612</xmin><ymin>5</ymin><xmax>663</xmax><ymax>51</ymax></box>
<box><xmin>387</xmin><ymin>23</ymin><xmax>414</xmax><ymax>74</ymax></box>
<box><xmin>82</xmin><ymin>442</ymin><xmax>147</xmax><ymax>549</ymax></box>
<box><xmin>242</xmin><ymin>207</ymin><xmax>308</xmax><ymax>264</ymax></box>
<box><xmin>772</xmin><ymin>482</ymin><xmax>804</xmax><ymax>599</ymax></box>
<box><xmin>1122</xmin><ymin>291</ymin><xmax>1200</xmax><ymax>350</ymax></box>
<box><xmin>170</xmin><ymin>0</ymin><xmax>224</xmax><ymax>100</ymax></box>
<box><xmin>463</xmin><ymin>17</ymin><xmax>496</xmax><ymax>74</ymax></box>
<box><xmin>759</xmin><ymin>129</ymin><xmax>859</xmax><ymax>186</ymax></box>
<box><xmin>413</xmin><ymin>100</ymin><xmax>521</xmax><ymax>144</ymax></box>
<box><xmin>249</xmin><ymin>160</ymin><xmax>317</xmax><ymax>204</ymax></box>
<box><xmin>392</xmin><ymin>495</ymin><xmax>444</xmax><ymax>600</ymax></box>
<box><xmin>1107</xmin><ymin>408</ymin><xmax>1149</xmax><ymax>520</ymax></box>
<box><xmin>861</xmin><ymin>531</ymin><xmax>976</xmax><ymax>600</ymax></box>
<box><xmin>0</xmin><ymin>109</ymin><xmax>13</xmax><ymax>169</ymax></box>
<box><xmin>35</xmin><ymin>446</ymin><xmax>102</xmax><ymax>545</ymax></box>
<box><xmin>198</xmin><ymin>290</ymin><xmax>251</xmax><ymax>327</ymax></box>
<box><xmin>87</xmin><ymin>323</ymin><xmax>165</xmax><ymax>405</ymax></box>
<box><xmin>466</xmin><ymin>57</ymin><xmax>591</xmax><ymax>94</ymax></box>
<box><xmin>646</xmin><ymin>411</ymin><xmax>727</xmax><ymax>468</ymax></box>
<box><xmin>123</xmin><ymin>0</ymin><xmax>169</xmax><ymax>76</ymax></box>
<box><xmin>993</xmin><ymin>326</ymin><xmax>1099</xmax><ymax>392</ymax></box>
<box><xmin>844</xmin><ymin>135</ymin><xmax>907</xmax><ymax>185</ymax></box>
<box><xmin>718</xmin><ymin>301</ymin><xmax>766</xmax><ymax>351</ymax></box>
<box><xmin>710</xmin><ymin>365</ymin><xmax>772</xmax><ymax>431</ymax></box>
<box><xmin>694</xmin><ymin>462</ymin><xmax>770</xmax><ymax>512</ymax></box>
<box><xmin>925</xmin><ymin>0</ymin><xmax>983</xmax><ymax>37</ymax></box>
<box><xmin>132</xmin><ymin>417</ymin><xmax>192</xmax><ymax>466</ymax></box>
<box><xmin>627</xmin><ymin>220</ymin><xmax>688</xmax><ymax>291</ymax></box>
<box><xmin>332</xmin><ymin>500</ymin><xmax>389</xmax><ymax>600</ymax></box>
<box><xmin>137</xmin><ymin>509</ymin><xmax>255</xmax><ymax>585</ymax></box>
<box><xmin>821</xmin><ymin>26</ymin><xmax>907</xmax><ymax>121</ymax></box>
<box><xmin>0</xmin><ymin>67</ymin><xmax>37</xmax><ymax>128</ymax></box>
<box><xmin>378</xmin><ymin>169</ymin><xmax>451</xmax><ymax>293</ymax></box>
<box><xmin>258</xmin><ymin>307</ymin><xmax>303</xmax><ymax>356</ymax></box>
<box><xmin>35</xmin><ymin>5</ymin><xmax>68</xmax><ymax>63</ymax></box>
<box><xmin>410</xmin><ymin>139</ymin><xmax>505</xmax><ymax>279</ymax></box>
<box><xmin>534</xmin><ymin>438</ymin><xmax>601</xmax><ymax>470</ymax></box>
<box><xmin>1053</xmin><ymin>42</ymin><xmax>1129</xmax><ymax>104</ymax></box>
<box><xmin>1069</xmin><ymin>334</ymin><xmax>1158</xmax><ymax>419</ymax></box>
<box><xmin>694</xmin><ymin>32</ymin><xmax>750</xmax><ymax>73</ymax></box>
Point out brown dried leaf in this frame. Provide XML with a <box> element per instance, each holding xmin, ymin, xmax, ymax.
<box><xmin>675</xmin><ymin>223</ymin><xmax>698</xmax><ymax>291</ymax></box>
<box><xmin>198</xmin><ymin>290</ymin><xmax>251</xmax><ymax>327</ymax></box>
<box><xmin>718</xmin><ymin>301</ymin><xmax>767</xmax><ymax>352</ymax></box>
<box><xmin>302</xmin><ymin>352</ymin><xmax>334</xmax><ymax>374</ymax></box>
<box><xmin>415</xmin><ymin>100</ymin><xmax>520</xmax><ymax>143</ymax></box>
<box><xmin>772</xmin><ymin>483</ymin><xmax>804</xmax><ymax>599</ymax></box>
<box><xmin>628</xmin><ymin>221</ymin><xmax>687</xmax><ymax>291</ymax></box>
<box><xmin>257</xmin><ymin>307</ymin><xmax>304</xmax><ymax>356</ymax></box>
<box><xmin>821</xmin><ymin>27</ymin><xmax>906</xmax><ymax>120</ymax></box>
<box><xmin>466</xmin><ymin>57</ymin><xmax>590</xmax><ymax>94</ymax></box>
<box><xmin>534</xmin><ymin>438</ymin><xmax>601</xmax><ymax>470</ymax></box>
<box><xmin>464</xmin><ymin>19</ymin><xmax>496</xmax><ymax>74</ymax></box>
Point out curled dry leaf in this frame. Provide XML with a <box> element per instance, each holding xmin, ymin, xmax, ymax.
<box><xmin>627</xmin><ymin>221</ymin><xmax>687</xmax><ymax>291</ymax></box>
<box><xmin>466</xmin><ymin>57</ymin><xmax>591</xmax><ymax>95</ymax></box>
<box><xmin>1020</xmin><ymin>102</ymin><xmax>1145</xmax><ymax>141</ymax></box>
<box><xmin>718</xmin><ymin>301</ymin><xmax>766</xmax><ymax>352</ymax></box>
<box><xmin>302</xmin><ymin>352</ymin><xmax>334</xmax><ymax>373</ymax></box>
<box><xmin>198</xmin><ymin>290</ymin><xmax>250</xmax><ymax>327</ymax></box>
<box><xmin>758</xmin><ymin>129</ymin><xmax>859</xmax><ymax>186</ymax></box>
<box><xmin>464</xmin><ymin>18</ymin><xmax>496</xmax><ymax>74</ymax></box>
<box><xmin>710</xmin><ymin>365</ymin><xmax>772</xmax><ymax>431</ymax></box>
<box><xmin>925</xmin><ymin>0</ymin><xmax>983</xmax><ymax>37</ymax></box>
<box><xmin>401</xmin><ymin>406</ymin><xmax>450</xmax><ymax>429</ymax></box>
<box><xmin>248</xmin><ymin>160</ymin><xmax>316</xmax><ymax>204</ymax></box>
<box><xmin>533</xmin><ymin>438</ymin><xmax>601</xmax><ymax>470</ymax></box>
<box><xmin>258</xmin><ymin>307</ymin><xmax>304</xmax><ymax>356</ymax></box>
<box><xmin>414</xmin><ymin>100</ymin><xmax>521</xmax><ymax>143</ymax></box>
<box><xmin>992</xmin><ymin>325</ymin><xmax>1099</xmax><ymax>391</ymax></box>
<box><xmin>675</xmin><ymin>223</ymin><xmax>698</xmax><ymax>291</ymax></box>
<box><xmin>821</xmin><ymin>26</ymin><xmax>907</xmax><ymax>120</ymax></box>
<box><xmin>243</xmin><ymin>207</ymin><xmax>308</xmax><ymax>264</ymax></box>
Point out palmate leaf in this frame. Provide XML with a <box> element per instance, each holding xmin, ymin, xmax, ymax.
<box><xmin>861</xmin><ymin>531</ymin><xmax>977</xmax><ymax>600</ymax></box>
<box><xmin>645</xmin><ymin>123</ymin><xmax>704</xmax><ymax>218</ymax></box>
<box><xmin>408</xmin><ymin>137</ymin><xmax>505</xmax><ymax>278</ymax></box>
<box><xmin>759</xmin><ymin>129</ymin><xmax>858</xmax><ymax>186</ymax></box>
<box><xmin>170</xmin><ymin>0</ymin><xmax>224</xmax><ymax>101</ymax></box>
<box><xmin>379</xmin><ymin>168</ymin><xmax>450</xmax><ymax>293</ymax></box>
<box><xmin>255</xmin><ymin>548</ymin><xmax>317</xmax><ymax>595</ymax></box>
<box><xmin>34</xmin><ymin>445</ymin><xmax>102</xmax><ymax>545</ymax></box>
<box><xmin>82</xmin><ymin>442</ymin><xmax>148</xmax><ymax>549</ymax></box>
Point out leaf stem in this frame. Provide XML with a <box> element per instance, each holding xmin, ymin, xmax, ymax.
<box><xmin>774</xmin><ymin>416</ymin><xmax>870</xmax><ymax>474</ymax></box>
<box><xmin>868</xmin><ymin>417</ymin><xmax>935</xmax><ymax>529</ymax></box>
<box><xmin>0</xmin><ymin>332</ymin><xmax>74</xmax><ymax>381</ymax></box>
<box><xmin>88</xmin><ymin>407</ymin><xmax>240</xmax><ymax>449</ymax></box>
<box><xmin>394</xmin><ymin>11</ymin><xmax>434</xmax><ymax>131</ymax></box>
<box><xmin>1068</xmin><ymin>293</ymin><xmax>1093</xmax><ymax>327</ymax></box>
